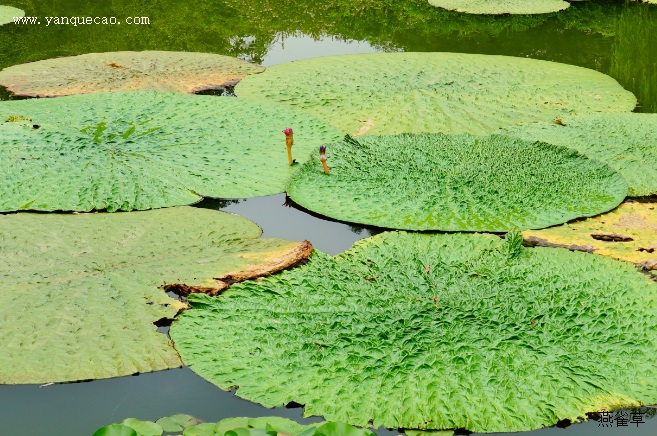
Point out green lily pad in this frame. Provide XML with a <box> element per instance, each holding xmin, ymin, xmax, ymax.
<box><xmin>121</xmin><ymin>418</ymin><xmax>163</xmax><ymax>436</ymax></box>
<box><xmin>0</xmin><ymin>92</ymin><xmax>339</xmax><ymax>211</ymax></box>
<box><xmin>427</xmin><ymin>0</ymin><xmax>569</xmax><ymax>15</ymax></box>
<box><xmin>246</xmin><ymin>417</ymin><xmax>309</xmax><ymax>435</ymax></box>
<box><xmin>0</xmin><ymin>5</ymin><xmax>23</xmax><ymax>26</ymax></box>
<box><xmin>235</xmin><ymin>52</ymin><xmax>636</xmax><ymax>136</ymax></box>
<box><xmin>171</xmin><ymin>231</ymin><xmax>657</xmax><ymax>433</ymax></box>
<box><xmin>310</xmin><ymin>423</ymin><xmax>374</xmax><ymax>436</ymax></box>
<box><xmin>185</xmin><ymin>423</ymin><xmax>220</xmax><ymax>436</ymax></box>
<box><xmin>96</xmin><ymin>416</ymin><xmax>369</xmax><ymax>436</ymax></box>
<box><xmin>499</xmin><ymin>113</ymin><xmax>657</xmax><ymax>196</ymax></box>
<box><xmin>93</xmin><ymin>425</ymin><xmax>139</xmax><ymax>436</ymax></box>
<box><xmin>0</xmin><ymin>207</ymin><xmax>310</xmax><ymax>384</ymax></box>
<box><xmin>0</xmin><ymin>51</ymin><xmax>264</xmax><ymax>97</ymax></box>
<box><xmin>212</xmin><ymin>418</ymin><xmax>252</xmax><ymax>434</ymax></box>
<box><xmin>185</xmin><ymin>417</ymin><xmax>304</xmax><ymax>436</ymax></box>
<box><xmin>286</xmin><ymin>134</ymin><xmax>627</xmax><ymax>231</ymax></box>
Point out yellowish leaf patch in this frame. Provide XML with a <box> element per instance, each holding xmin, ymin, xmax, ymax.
<box><xmin>523</xmin><ymin>202</ymin><xmax>657</xmax><ymax>269</ymax></box>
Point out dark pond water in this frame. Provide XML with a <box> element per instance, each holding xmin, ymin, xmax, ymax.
<box><xmin>1</xmin><ymin>0</ymin><xmax>656</xmax><ymax>434</ymax></box>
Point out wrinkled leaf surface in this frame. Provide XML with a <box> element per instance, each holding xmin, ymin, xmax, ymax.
<box><xmin>499</xmin><ymin>113</ymin><xmax>657</xmax><ymax>196</ymax></box>
<box><xmin>0</xmin><ymin>92</ymin><xmax>338</xmax><ymax>211</ymax></box>
<box><xmin>171</xmin><ymin>232</ymin><xmax>657</xmax><ymax>433</ymax></box>
<box><xmin>287</xmin><ymin>134</ymin><xmax>627</xmax><ymax>231</ymax></box>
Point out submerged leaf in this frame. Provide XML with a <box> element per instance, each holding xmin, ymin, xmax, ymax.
<box><xmin>156</xmin><ymin>414</ymin><xmax>200</xmax><ymax>432</ymax></box>
<box><xmin>171</xmin><ymin>232</ymin><xmax>657</xmax><ymax>433</ymax></box>
<box><xmin>0</xmin><ymin>51</ymin><xmax>264</xmax><ymax>97</ymax></box>
<box><xmin>0</xmin><ymin>92</ymin><xmax>339</xmax><ymax>211</ymax></box>
<box><xmin>0</xmin><ymin>5</ymin><xmax>24</xmax><ymax>26</ymax></box>
<box><xmin>235</xmin><ymin>52</ymin><xmax>636</xmax><ymax>136</ymax></box>
<box><xmin>499</xmin><ymin>113</ymin><xmax>657</xmax><ymax>196</ymax></box>
<box><xmin>0</xmin><ymin>207</ymin><xmax>309</xmax><ymax>384</ymax></box>
<box><xmin>523</xmin><ymin>201</ymin><xmax>657</xmax><ymax>270</ymax></box>
<box><xmin>427</xmin><ymin>0</ymin><xmax>569</xmax><ymax>15</ymax></box>
<box><xmin>286</xmin><ymin>134</ymin><xmax>627</xmax><ymax>231</ymax></box>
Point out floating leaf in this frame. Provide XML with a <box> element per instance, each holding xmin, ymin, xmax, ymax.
<box><xmin>427</xmin><ymin>0</ymin><xmax>569</xmax><ymax>15</ymax></box>
<box><xmin>404</xmin><ymin>431</ymin><xmax>454</xmax><ymax>436</ymax></box>
<box><xmin>499</xmin><ymin>113</ymin><xmax>657</xmax><ymax>196</ymax></box>
<box><xmin>184</xmin><ymin>423</ymin><xmax>220</xmax><ymax>436</ymax></box>
<box><xmin>212</xmin><ymin>418</ymin><xmax>253</xmax><ymax>434</ymax></box>
<box><xmin>0</xmin><ymin>51</ymin><xmax>264</xmax><ymax>97</ymax></box>
<box><xmin>310</xmin><ymin>423</ymin><xmax>374</xmax><ymax>436</ymax></box>
<box><xmin>96</xmin><ymin>416</ymin><xmax>368</xmax><ymax>436</ymax></box>
<box><xmin>171</xmin><ymin>231</ymin><xmax>657</xmax><ymax>433</ymax></box>
<box><xmin>246</xmin><ymin>417</ymin><xmax>309</xmax><ymax>435</ymax></box>
<box><xmin>235</xmin><ymin>52</ymin><xmax>636</xmax><ymax>136</ymax></box>
<box><xmin>0</xmin><ymin>92</ymin><xmax>339</xmax><ymax>211</ymax></box>
<box><xmin>0</xmin><ymin>207</ymin><xmax>310</xmax><ymax>384</ymax></box>
<box><xmin>121</xmin><ymin>418</ymin><xmax>163</xmax><ymax>436</ymax></box>
<box><xmin>523</xmin><ymin>201</ymin><xmax>657</xmax><ymax>270</ymax></box>
<box><xmin>0</xmin><ymin>5</ymin><xmax>23</xmax><ymax>26</ymax></box>
<box><xmin>286</xmin><ymin>134</ymin><xmax>627</xmax><ymax>231</ymax></box>
<box><xmin>93</xmin><ymin>425</ymin><xmax>138</xmax><ymax>436</ymax></box>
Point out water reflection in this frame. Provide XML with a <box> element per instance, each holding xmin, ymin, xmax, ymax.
<box><xmin>0</xmin><ymin>367</ymin><xmax>326</xmax><ymax>436</ymax></box>
<box><xmin>1</xmin><ymin>1</ymin><xmax>656</xmax><ymax>109</ymax></box>
<box><xmin>610</xmin><ymin>3</ymin><xmax>657</xmax><ymax>113</ymax></box>
<box><xmin>261</xmin><ymin>32</ymin><xmax>380</xmax><ymax>66</ymax></box>
<box><xmin>195</xmin><ymin>194</ymin><xmax>377</xmax><ymax>256</ymax></box>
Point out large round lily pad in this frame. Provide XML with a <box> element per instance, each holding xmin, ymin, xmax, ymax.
<box><xmin>171</xmin><ymin>231</ymin><xmax>657</xmax><ymax>433</ymax></box>
<box><xmin>235</xmin><ymin>52</ymin><xmax>636</xmax><ymax>136</ymax></box>
<box><xmin>0</xmin><ymin>5</ymin><xmax>23</xmax><ymax>26</ymax></box>
<box><xmin>0</xmin><ymin>207</ymin><xmax>310</xmax><ymax>384</ymax></box>
<box><xmin>0</xmin><ymin>92</ymin><xmax>339</xmax><ymax>211</ymax></box>
<box><xmin>524</xmin><ymin>201</ymin><xmax>657</xmax><ymax>271</ymax></box>
<box><xmin>499</xmin><ymin>113</ymin><xmax>657</xmax><ymax>197</ymax></box>
<box><xmin>286</xmin><ymin>134</ymin><xmax>627</xmax><ymax>231</ymax></box>
<box><xmin>427</xmin><ymin>0</ymin><xmax>569</xmax><ymax>15</ymax></box>
<box><xmin>0</xmin><ymin>51</ymin><xmax>264</xmax><ymax>97</ymax></box>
